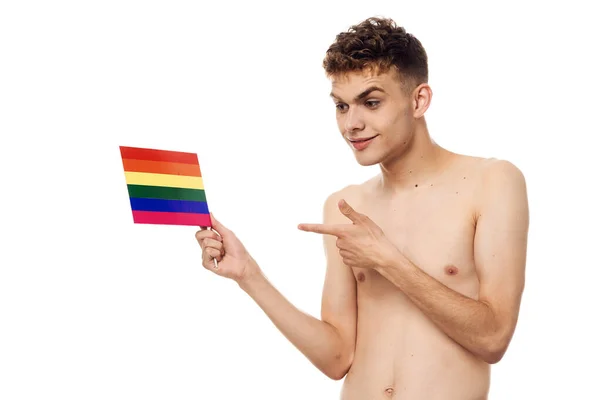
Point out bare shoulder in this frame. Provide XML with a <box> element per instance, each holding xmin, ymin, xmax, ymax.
<box><xmin>469</xmin><ymin>157</ymin><xmax>529</xmax><ymax>220</ymax></box>
<box><xmin>454</xmin><ymin>155</ymin><xmax>526</xmax><ymax>193</ymax></box>
<box><xmin>478</xmin><ymin>157</ymin><xmax>526</xmax><ymax>185</ymax></box>
<box><xmin>454</xmin><ymin>154</ymin><xmax>525</xmax><ymax>179</ymax></box>
<box><xmin>475</xmin><ymin>157</ymin><xmax>527</xmax><ymax>197</ymax></box>
<box><xmin>323</xmin><ymin>176</ymin><xmax>378</xmax><ymax>223</ymax></box>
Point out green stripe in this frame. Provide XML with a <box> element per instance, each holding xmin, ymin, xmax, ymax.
<box><xmin>127</xmin><ymin>184</ymin><xmax>206</xmax><ymax>201</ymax></box>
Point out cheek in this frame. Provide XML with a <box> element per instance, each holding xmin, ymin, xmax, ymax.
<box><xmin>336</xmin><ymin>115</ymin><xmax>346</xmax><ymax>132</ymax></box>
<box><xmin>390</xmin><ymin>110</ymin><xmax>414</xmax><ymax>137</ymax></box>
<box><xmin>371</xmin><ymin>111</ymin><xmax>407</xmax><ymax>138</ymax></box>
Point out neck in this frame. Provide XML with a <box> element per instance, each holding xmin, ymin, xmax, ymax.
<box><xmin>378</xmin><ymin>121</ymin><xmax>454</xmax><ymax>192</ymax></box>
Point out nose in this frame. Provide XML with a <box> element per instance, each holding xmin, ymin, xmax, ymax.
<box><xmin>343</xmin><ymin>107</ymin><xmax>365</xmax><ymax>134</ymax></box>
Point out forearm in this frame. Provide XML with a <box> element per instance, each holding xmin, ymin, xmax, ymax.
<box><xmin>377</xmin><ymin>257</ymin><xmax>506</xmax><ymax>363</ymax></box>
<box><xmin>238</xmin><ymin>262</ymin><xmax>350</xmax><ymax>378</ymax></box>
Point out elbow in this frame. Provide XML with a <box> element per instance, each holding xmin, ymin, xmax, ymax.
<box><xmin>479</xmin><ymin>333</ymin><xmax>511</xmax><ymax>364</ymax></box>
<box><xmin>326</xmin><ymin>368</ymin><xmax>349</xmax><ymax>381</ymax></box>
<box><xmin>324</xmin><ymin>351</ymin><xmax>354</xmax><ymax>381</ymax></box>
<box><xmin>480</xmin><ymin>347</ymin><xmax>506</xmax><ymax>364</ymax></box>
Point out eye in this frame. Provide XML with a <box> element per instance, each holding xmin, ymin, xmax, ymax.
<box><xmin>336</xmin><ymin>103</ymin><xmax>348</xmax><ymax>112</ymax></box>
<box><xmin>365</xmin><ymin>100</ymin><xmax>380</xmax><ymax>108</ymax></box>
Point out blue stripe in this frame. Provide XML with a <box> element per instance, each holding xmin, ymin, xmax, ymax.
<box><xmin>129</xmin><ymin>197</ymin><xmax>209</xmax><ymax>214</ymax></box>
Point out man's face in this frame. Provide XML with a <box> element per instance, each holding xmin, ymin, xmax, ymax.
<box><xmin>330</xmin><ymin>69</ymin><xmax>416</xmax><ymax>166</ymax></box>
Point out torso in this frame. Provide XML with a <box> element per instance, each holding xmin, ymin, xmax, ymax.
<box><xmin>339</xmin><ymin>155</ymin><xmax>492</xmax><ymax>400</ymax></box>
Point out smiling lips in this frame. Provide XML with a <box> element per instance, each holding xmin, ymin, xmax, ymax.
<box><xmin>348</xmin><ymin>135</ymin><xmax>378</xmax><ymax>150</ymax></box>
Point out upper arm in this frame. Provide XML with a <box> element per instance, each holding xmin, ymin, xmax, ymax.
<box><xmin>320</xmin><ymin>189</ymin><xmax>358</xmax><ymax>371</ymax></box>
<box><xmin>474</xmin><ymin>160</ymin><xmax>529</xmax><ymax>347</ymax></box>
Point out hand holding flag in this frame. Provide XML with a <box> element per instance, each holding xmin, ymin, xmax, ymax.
<box><xmin>195</xmin><ymin>214</ymin><xmax>259</xmax><ymax>283</ymax></box>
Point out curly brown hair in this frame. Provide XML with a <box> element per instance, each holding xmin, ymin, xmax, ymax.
<box><xmin>323</xmin><ymin>17</ymin><xmax>428</xmax><ymax>91</ymax></box>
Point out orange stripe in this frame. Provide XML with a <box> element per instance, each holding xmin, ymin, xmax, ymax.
<box><xmin>122</xmin><ymin>158</ymin><xmax>201</xmax><ymax>177</ymax></box>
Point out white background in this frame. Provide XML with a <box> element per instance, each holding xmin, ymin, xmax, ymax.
<box><xmin>1</xmin><ymin>1</ymin><xmax>599</xmax><ymax>399</ymax></box>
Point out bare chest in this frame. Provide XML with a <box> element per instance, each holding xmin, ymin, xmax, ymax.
<box><xmin>352</xmin><ymin>187</ymin><xmax>480</xmax><ymax>299</ymax></box>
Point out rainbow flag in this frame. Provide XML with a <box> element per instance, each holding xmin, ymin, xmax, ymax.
<box><xmin>119</xmin><ymin>146</ymin><xmax>212</xmax><ymax>227</ymax></box>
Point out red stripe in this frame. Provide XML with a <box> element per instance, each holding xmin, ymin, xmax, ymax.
<box><xmin>132</xmin><ymin>211</ymin><xmax>212</xmax><ymax>227</ymax></box>
<box><xmin>120</xmin><ymin>146</ymin><xmax>199</xmax><ymax>165</ymax></box>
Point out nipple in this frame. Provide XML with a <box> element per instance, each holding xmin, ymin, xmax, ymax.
<box><xmin>445</xmin><ymin>265</ymin><xmax>459</xmax><ymax>275</ymax></box>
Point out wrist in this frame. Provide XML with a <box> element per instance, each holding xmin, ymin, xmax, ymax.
<box><xmin>237</xmin><ymin>258</ymin><xmax>264</xmax><ymax>291</ymax></box>
<box><xmin>377</xmin><ymin>245</ymin><xmax>412</xmax><ymax>275</ymax></box>
<box><xmin>377</xmin><ymin>245</ymin><xmax>401</xmax><ymax>271</ymax></box>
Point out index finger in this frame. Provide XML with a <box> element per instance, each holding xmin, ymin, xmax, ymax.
<box><xmin>297</xmin><ymin>223</ymin><xmax>346</xmax><ymax>236</ymax></box>
<box><xmin>195</xmin><ymin>228</ymin><xmax>221</xmax><ymax>242</ymax></box>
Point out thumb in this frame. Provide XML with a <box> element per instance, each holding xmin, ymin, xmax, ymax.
<box><xmin>338</xmin><ymin>199</ymin><xmax>363</xmax><ymax>224</ymax></box>
<box><xmin>209</xmin><ymin>212</ymin><xmax>228</xmax><ymax>234</ymax></box>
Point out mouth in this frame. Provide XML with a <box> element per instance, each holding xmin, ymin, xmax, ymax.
<box><xmin>348</xmin><ymin>135</ymin><xmax>378</xmax><ymax>150</ymax></box>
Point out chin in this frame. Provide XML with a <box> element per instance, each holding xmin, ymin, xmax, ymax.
<box><xmin>353</xmin><ymin>152</ymin><xmax>383</xmax><ymax>166</ymax></box>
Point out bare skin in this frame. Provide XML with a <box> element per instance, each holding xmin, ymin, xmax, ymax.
<box><xmin>196</xmin><ymin>69</ymin><xmax>529</xmax><ymax>400</ymax></box>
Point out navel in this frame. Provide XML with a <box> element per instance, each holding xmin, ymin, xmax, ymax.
<box><xmin>384</xmin><ymin>386</ymin><xmax>395</xmax><ymax>397</ymax></box>
<box><xmin>445</xmin><ymin>265</ymin><xmax>459</xmax><ymax>275</ymax></box>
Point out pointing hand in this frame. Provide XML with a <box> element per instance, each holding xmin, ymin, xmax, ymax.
<box><xmin>298</xmin><ymin>199</ymin><xmax>399</xmax><ymax>270</ymax></box>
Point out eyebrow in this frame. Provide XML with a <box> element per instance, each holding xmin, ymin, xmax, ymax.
<box><xmin>330</xmin><ymin>86</ymin><xmax>386</xmax><ymax>102</ymax></box>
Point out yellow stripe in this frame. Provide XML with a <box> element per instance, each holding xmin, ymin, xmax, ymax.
<box><xmin>124</xmin><ymin>171</ymin><xmax>204</xmax><ymax>189</ymax></box>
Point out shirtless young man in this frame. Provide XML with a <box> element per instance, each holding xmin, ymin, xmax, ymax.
<box><xmin>195</xmin><ymin>17</ymin><xmax>529</xmax><ymax>400</ymax></box>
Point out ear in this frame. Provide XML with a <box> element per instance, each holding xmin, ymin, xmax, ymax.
<box><xmin>412</xmin><ymin>83</ymin><xmax>432</xmax><ymax>118</ymax></box>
